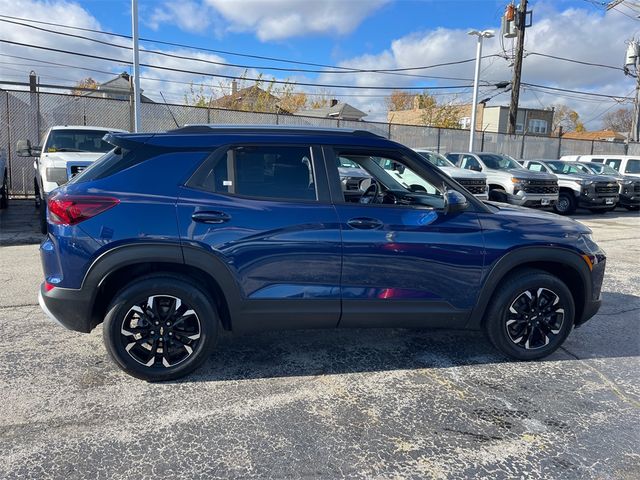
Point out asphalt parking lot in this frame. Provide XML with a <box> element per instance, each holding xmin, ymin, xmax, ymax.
<box><xmin>0</xmin><ymin>200</ymin><xmax>639</xmax><ymax>479</ymax></box>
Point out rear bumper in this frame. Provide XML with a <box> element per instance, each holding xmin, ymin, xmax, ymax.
<box><xmin>38</xmin><ymin>282</ymin><xmax>93</xmax><ymax>333</ymax></box>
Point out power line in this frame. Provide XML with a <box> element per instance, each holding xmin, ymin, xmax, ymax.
<box><xmin>522</xmin><ymin>82</ymin><xmax>634</xmax><ymax>100</ymax></box>
<box><xmin>526</xmin><ymin>51</ymin><xmax>624</xmax><ymax>71</ymax></box>
<box><xmin>0</xmin><ymin>38</ymin><xmax>482</xmax><ymax>91</ymax></box>
<box><xmin>0</xmin><ymin>14</ymin><xmax>498</xmax><ymax>77</ymax></box>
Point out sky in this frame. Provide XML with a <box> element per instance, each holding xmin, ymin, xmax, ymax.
<box><xmin>0</xmin><ymin>0</ymin><xmax>637</xmax><ymax>128</ymax></box>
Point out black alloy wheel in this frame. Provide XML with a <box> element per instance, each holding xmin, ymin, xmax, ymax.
<box><xmin>120</xmin><ymin>295</ymin><xmax>202</xmax><ymax>368</ymax></box>
<box><xmin>103</xmin><ymin>275</ymin><xmax>218</xmax><ymax>381</ymax></box>
<box><xmin>484</xmin><ymin>269</ymin><xmax>574</xmax><ymax>360</ymax></box>
<box><xmin>553</xmin><ymin>192</ymin><xmax>576</xmax><ymax>215</ymax></box>
<box><xmin>505</xmin><ymin>288</ymin><xmax>564</xmax><ymax>350</ymax></box>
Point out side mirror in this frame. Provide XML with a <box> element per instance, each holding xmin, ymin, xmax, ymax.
<box><xmin>444</xmin><ymin>190</ymin><xmax>469</xmax><ymax>215</ymax></box>
<box><xmin>16</xmin><ymin>139</ymin><xmax>40</xmax><ymax>157</ymax></box>
<box><xmin>469</xmin><ymin>165</ymin><xmax>482</xmax><ymax>172</ymax></box>
<box><xmin>392</xmin><ymin>162</ymin><xmax>405</xmax><ymax>174</ymax></box>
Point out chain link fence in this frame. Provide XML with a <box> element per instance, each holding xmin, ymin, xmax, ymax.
<box><xmin>2</xmin><ymin>89</ymin><xmax>638</xmax><ymax>196</ymax></box>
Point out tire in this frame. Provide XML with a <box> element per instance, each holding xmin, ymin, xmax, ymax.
<box><xmin>39</xmin><ymin>203</ymin><xmax>47</xmax><ymax>234</ymax></box>
<box><xmin>0</xmin><ymin>172</ymin><xmax>8</xmax><ymax>210</ymax></box>
<box><xmin>34</xmin><ymin>178</ymin><xmax>41</xmax><ymax>209</ymax></box>
<box><xmin>103</xmin><ymin>275</ymin><xmax>218</xmax><ymax>381</ymax></box>
<box><xmin>489</xmin><ymin>188</ymin><xmax>508</xmax><ymax>203</ymax></box>
<box><xmin>483</xmin><ymin>269</ymin><xmax>575</xmax><ymax>361</ymax></box>
<box><xmin>553</xmin><ymin>192</ymin><xmax>576</xmax><ymax>215</ymax></box>
<box><xmin>623</xmin><ymin>205</ymin><xmax>639</xmax><ymax>211</ymax></box>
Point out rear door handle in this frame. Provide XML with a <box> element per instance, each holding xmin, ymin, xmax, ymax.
<box><xmin>347</xmin><ymin>217</ymin><xmax>383</xmax><ymax>230</ymax></box>
<box><xmin>191</xmin><ymin>211</ymin><xmax>231</xmax><ymax>224</ymax></box>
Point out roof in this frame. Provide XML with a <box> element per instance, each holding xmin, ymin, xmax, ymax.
<box><xmin>48</xmin><ymin>125</ymin><xmax>127</xmax><ymax>132</ymax></box>
<box><xmin>294</xmin><ymin>102</ymin><xmax>367</xmax><ymax>120</ymax></box>
<box><xmin>105</xmin><ymin>125</ymin><xmax>392</xmax><ymax>150</ymax></box>
<box><xmin>561</xmin><ymin>129</ymin><xmax>626</xmax><ymax>141</ymax></box>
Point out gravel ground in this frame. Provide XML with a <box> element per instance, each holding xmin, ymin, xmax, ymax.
<box><xmin>0</xmin><ymin>204</ymin><xmax>638</xmax><ymax>479</ymax></box>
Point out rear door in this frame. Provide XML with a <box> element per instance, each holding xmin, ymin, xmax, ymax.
<box><xmin>177</xmin><ymin>143</ymin><xmax>342</xmax><ymax>332</ymax></box>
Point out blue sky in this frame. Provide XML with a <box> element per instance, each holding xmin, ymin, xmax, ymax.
<box><xmin>0</xmin><ymin>0</ymin><xmax>636</xmax><ymax>126</ymax></box>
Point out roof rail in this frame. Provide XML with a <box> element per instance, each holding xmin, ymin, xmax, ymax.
<box><xmin>167</xmin><ymin>124</ymin><xmax>383</xmax><ymax>138</ymax></box>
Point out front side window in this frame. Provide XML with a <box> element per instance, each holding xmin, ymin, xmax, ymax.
<box><xmin>460</xmin><ymin>155</ymin><xmax>482</xmax><ymax>171</ymax></box>
<box><xmin>477</xmin><ymin>153</ymin><xmax>522</xmax><ymax>170</ymax></box>
<box><xmin>337</xmin><ymin>153</ymin><xmax>444</xmax><ymax>209</ymax></box>
<box><xmin>605</xmin><ymin>159</ymin><xmax>622</xmax><ymax>171</ymax></box>
<box><xmin>44</xmin><ymin>129</ymin><xmax>114</xmax><ymax>153</ymax></box>
<box><xmin>189</xmin><ymin>145</ymin><xmax>316</xmax><ymax>201</ymax></box>
<box><xmin>416</xmin><ymin>151</ymin><xmax>455</xmax><ymax>168</ymax></box>
<box><xmin>625</xmin><ymin>159</ymin><xmax>640</xmax><ymax>174</ymax></box>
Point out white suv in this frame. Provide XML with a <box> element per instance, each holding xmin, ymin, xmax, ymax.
<box><xmin>562</xmin><ymin>154</ymin><xmax>640</xmax><ymax>179</ymax></box>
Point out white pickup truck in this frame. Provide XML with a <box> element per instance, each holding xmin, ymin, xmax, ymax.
<box><xmin>17</xmin><ymin>125</ymin><xmax>126</xmax><ymax>233</ymax></box>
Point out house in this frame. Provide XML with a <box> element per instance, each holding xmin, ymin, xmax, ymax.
<box><xmin>212</xmin><ymin>80</ymin><xmax>282</xmax><ymax>113</ymax></box>
<box><xmin>388</xmin><ymin>95</ymin><xmax>553</xmax><ymax>136</ymax></box>
<box><xmin>294</xmin><ymin>100</ymin><xmax>367</xmax><ymax>121</ymax></box>
<box><xmin>83</xmin><ymin>72</ymin><xmax>155</xmax><ymax>103</ymax></box>
<box><xmin>561</xmin><ymin>129</ymin><xmax>626</xmax><ymax>143</ymax></box>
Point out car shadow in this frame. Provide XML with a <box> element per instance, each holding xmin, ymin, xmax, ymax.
<box><xmin>569</xmin><ymin>207</ymin><xmax>640</xmax><ymax>221</ymax></box>
<box><xmin>176</xmin><ymin>290</ymin><xmax>640</xmax><ymax>384</ymax></box>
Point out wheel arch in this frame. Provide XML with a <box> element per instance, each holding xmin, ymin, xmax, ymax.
<box><xmin>84</xmin><ymin>243</ymin><xmax>241</xmax><ymax>331</ymax></box>
<box><xmin>467</xmin><ymin>246</ymin><xmax>592</xmax><ymax>329</ymax></box>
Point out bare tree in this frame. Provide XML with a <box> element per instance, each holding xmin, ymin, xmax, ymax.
<box><xmin>71</xmin><ymin>77</ymin><xmax>98</xmax><ymax>96</ymax></box>
<box><xmin>550</xmin><ymin>105</ymin><xmax>585</xmax><ymax>133</ymax></box>
<box><xmin>602</xmin><ymin>107</ymin><xmax>633</xmax><ymax>133</ymax></box>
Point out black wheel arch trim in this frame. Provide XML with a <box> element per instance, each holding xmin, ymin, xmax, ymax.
<box><xmin>465</xmin><ymin>246</ymin><xmax>593</xmax><ymax>329</ymax></box>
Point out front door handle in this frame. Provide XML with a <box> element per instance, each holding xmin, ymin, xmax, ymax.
<box><xmin>347</xmin><ymin>217</ymin><xmax>383</xmax><ymax>230</ymax></box>
<box><xmin>191</xmin><ymin>211</ymin><xmax>231</xmax><ymax>224</ymax></box>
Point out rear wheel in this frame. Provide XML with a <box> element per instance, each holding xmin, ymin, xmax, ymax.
<box><xmin>553</xmin><ymin>192</ymin><xmax>576</xmax><ymax>215</ymax></box>
<box><xmin>103</xmin><ymin>275</ymin><xmax>218</xmax><ymax>381</ymax></box>
<box><xmin>39</xmin><ymin>203</ymin><xmax>47</xmax><ymax>234</ymax></box>
<box><xmin>484</xmin><ymin>269</ymin><xmax>574</xmax><ymax>360</ymax></box>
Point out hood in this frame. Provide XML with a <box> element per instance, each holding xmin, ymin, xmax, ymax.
<box><xmin>338</xmin><ymin>166</ymin><xmax>371</xmax><ymax>179</ymax></box>
<box><xmin>440</xmin><ymin>166</ymin><xmax>486</xmax><ymax>180</ymax></box>
<box><xmin>507</xmin><ymin>168</ymin><xmax>557</xmax><ymax>181</ymax></box>
<box><xmin>485</xmin><ymin>201</ymin><xmax>591</xmax><ymax>235</ymax></box>
<box><xmin>41</xmin><ymin>152</ymin><xmax>105</xmax><ymax>168</ymax></box>
<box><xmin>554</xmin><ymin>172</ymin><xmax>609</xmax><ymax>182</ymax></box>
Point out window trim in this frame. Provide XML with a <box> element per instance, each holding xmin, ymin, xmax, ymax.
<box><xmin>184</xmin><ymin>143</ymin><xmax>331</xmax><ymax>204</ymax></box>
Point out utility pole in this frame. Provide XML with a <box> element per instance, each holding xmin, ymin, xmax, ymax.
<box><xmin>508</xmin><ymin>0</ymin><xmax>528</xmax><ymax>134</ymax></box>
<box><xmin>131</xmin><ymin>0</ymin><xmax>141</xmax><ymax>132</ymax></box>
<box><xmin>625</xmin><ymin>40</ymin><xmax>640</xmax><ymax>142</ymax></box>
<box><xmin>467</xmin><ymin>30</ymin><xmax>495</xmax><ymax>151</ymax></box>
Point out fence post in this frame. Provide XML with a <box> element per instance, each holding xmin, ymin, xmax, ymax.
<box><xmin>436</xmin><ymin>127</ymin><xmax>441</xmax><ymax>152</ymax></box>
<box><xmin>5</xmin><ymin>93</ymin><xmax>11</xmax><ymax>193</ymax></box>
<box><xmin>480</xmin><ymin>131</ymin><xmax>485</xmax><ymax>151</ymax></box>
<box><xmin>275</xmin><ymin>111</ymin><xmax>279</xmax><ymax>125</ymax></box>
<box><xmin>520</xmin><ymin>132</ymin><xmax>526</xmax><ymax>159</ymax></box>
<box><xmin>556</xmin><ymin>127</ymin><xmax>562</xmax><ymax>159</ymax></box>
<box><xmin>388</xmin><ymin>122</ymin><xmax>392</xmax><ymax>139</ymax></box>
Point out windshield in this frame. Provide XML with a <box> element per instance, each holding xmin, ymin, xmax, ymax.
<box><xmin>585</xmin><ymin>163</ymin><xmax>620</xmax><ymax>176</ymax></box>
<box><xmin>546</xmin><ymin>161</ymin><xmax>583</xmax><ymax>175</ymax></box>
<box><xmin>415</xmin><ymin>151</ymin><xmax>454</xmax><ymax>168</ymax></box>
<box><xmin>43</xmin><ymin>129</ymin><xmax>114</xmax><ymax>153</ymax></box>
<box><xmin>478</xmin><ymin>153</ymin><xmax>522</xmax><ymax>170</ymax></box>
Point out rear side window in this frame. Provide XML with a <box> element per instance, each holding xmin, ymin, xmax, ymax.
<box><xmin>188</xmin><ymin>145</ymin><xmax>317</xmax><ymax>201</ymax></box>
<box><xmin>69</xmin><ymin>147</ymin><xmax>156</xmax><ymax>183</ymax></box>
<box><xmin>626</xmin><ymin>159</ymin><xmax>640</xmax><ymax>174</ymax></box>
<box><xmin>605</xmin><ymin>159</ymin><xmax>622</xmax><ymax>171</ymax></box>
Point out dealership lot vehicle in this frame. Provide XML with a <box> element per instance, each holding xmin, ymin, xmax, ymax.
<box><xmin>573</xmin><ymin>161</ymin><xmax>640</xmax><ymax>211</ymax></box>
<box><xmin>446</xmin><ymin>152</ymin><xmax>559</xmax><ymax>207</ymax></box>
<box><xmin>413</xmin><ymin>148</ymin><xmax>488</xmax><ymax>199</ymax></box>
<box><xmin>17</xmin><ymin>125</ymin><xmax>127</xmax><ymax>234</ymax></box>
<box><xmin>39</xmin><ymin>126</ymin><xmax>605</xmax><ymax>381</ymax></box>
<box><xmin>563</xmin><ymin>154</ymin><xmax>640</xmax><ymax>179</ymax></box>
<box><xmin>520</xmin><ymin>159</ymin><xmax>620</xmax><ymax>215</ymax></box>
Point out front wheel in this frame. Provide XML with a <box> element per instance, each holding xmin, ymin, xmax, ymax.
<box><xmin>0</xmin><ymin>172</ymin><xmax>8</xmax><ymax>209</ymax></box>
<box><xmin>553</xmin><ymin>192</ymin><xmax>576</xmax><ymax>215</ymax></box>
<box><xmin>624</xmin><ymin>205</ymin><xmax>639</xmax><ymax>211</ymax></box>
<box><xmin>489</xmin><ymin>188</ymin><xmax>508</xmax><ymax>203</ymax></box>
<box><xmin>484</xmin><ymin>269</ymin><xmax>575</xmax><ymax>360</ymax></box>
<box><xmin>39</xmin><ymin>202</ymin><xmax>47</xmax><ymax>234</ymax></box>
<box><xmin>103</xmin><ymin>275</ymin><xmax>218</xmax><ymax>381</ymax></box>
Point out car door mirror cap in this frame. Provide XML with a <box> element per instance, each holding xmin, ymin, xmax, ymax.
<box><xmin>444</xmin><ymin>189</ymin><xmax>469</xmax><ymax>215</ymax></box>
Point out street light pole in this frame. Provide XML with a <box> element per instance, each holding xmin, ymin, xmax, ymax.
<box><xmin>468</xmin><ymin>29</ymin><xmax>494</xmax><ymax>152</ymax></box>
<box><xmin>132</xmin><ymin>0</ymin><xmax>141</xmax><ymax>133</ymax></box>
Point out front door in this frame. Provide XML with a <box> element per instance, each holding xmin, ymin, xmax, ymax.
<box><xmin>324</xmin><ymin>147</ymin><xmax>486</xmax><ymax>329</ymax></box>
<box><xmin>177</xmin><ymin>144</ymin><xmax>342</xmax><ymax>332</ymax></box>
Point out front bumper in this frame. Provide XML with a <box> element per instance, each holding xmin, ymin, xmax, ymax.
<box><xmin>507</xmin><ymin>192</ymin><xmax>558</xmax><ymax>208</ymax></box>
<box><xmin>577</xmin><ymin>193</ymin><xmax>619</xmax><ymax>209</ymax></box>
<box><xmin>576</xmin><ymin>256</ymin><xmax>606</xmax><ymax>326</ymax></box>
<box><xmin>39</xmin><ymin>282</ymin><xmax>94</xmax><ymax>333</ymax></box>
<box><xmin>619</xmin><ymin>192</ymin><xmax>640</xmax><ymax>207</ymax></box>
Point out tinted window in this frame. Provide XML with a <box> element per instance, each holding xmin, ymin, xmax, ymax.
<box><xmin>460</xmin><ymin>155</ymin><xmax>482</xmax><ymax>171</ymax></box>
<box><xmin>416</xmin><ymin>151</ymin><xmax>454</xmax><ymax>168</ymax></box>
<box><xmin>69</xmin><ymin>147</ymin><xmax>157</xmax><ymax>183</ymax></box>
<box><xmin>478</xmin><ymin>153</ymin><xmax>522</xmax><ymax>170</ymax></box>
<box><xmin>626</xmin><ymin>159</ymin><xmax>640</xmax><ymax>174</ymax></box>
<box><xmin>189</xmin><ymin>145</ymin><xmax>316</xmax><ymax>201</ymax></box>
<box><xmin>44</xmin><ymin>129</ymin><xmax>114</xmax><ymax>153</ymax></box>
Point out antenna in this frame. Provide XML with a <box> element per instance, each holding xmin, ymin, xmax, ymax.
<box><xmin>159</xmin><ymin>92</ymin><xmax>180</xmax><ymax>128</ymax></box>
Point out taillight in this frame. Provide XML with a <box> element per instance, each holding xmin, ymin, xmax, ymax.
<box><xmin>48</xmin><ymin>195</ymin><xmax>119</xmax><ymax>225</ymax></box>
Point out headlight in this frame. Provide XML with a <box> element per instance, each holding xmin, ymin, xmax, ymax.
<box><xmin>573</xmin><ymin>179</ymin><xmax>593</xmax><ymax>186</ymax></box>
<box><xmin>45</xmin><ymin>167</ymin><xmax>68</xmax><ymax>185</ymax></box>
<box><xmin>620</xmin><ymin>179</ymin><xmax>633</xmax><ymax>185</ymax></box>
<box><xmin>511</xmin><ymin>177</ymin><xmax>529</xmax><ymax>184</ymax></box>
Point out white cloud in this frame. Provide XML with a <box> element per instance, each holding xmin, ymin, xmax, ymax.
<box><xmin>148</xmin><ymin>1</ymin><xmax>216</xmax><ymax>33</ymax></box>
<box><xmin>205</xmin><ymin>0</ymin><xmax>387</xmax><ymax>41</ymax></box>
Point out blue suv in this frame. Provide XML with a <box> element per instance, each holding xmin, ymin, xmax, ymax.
<box><xmin>39</xmin><ymin>126</ymin><xmax>606</xmax><ymax>381</ymax></box>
